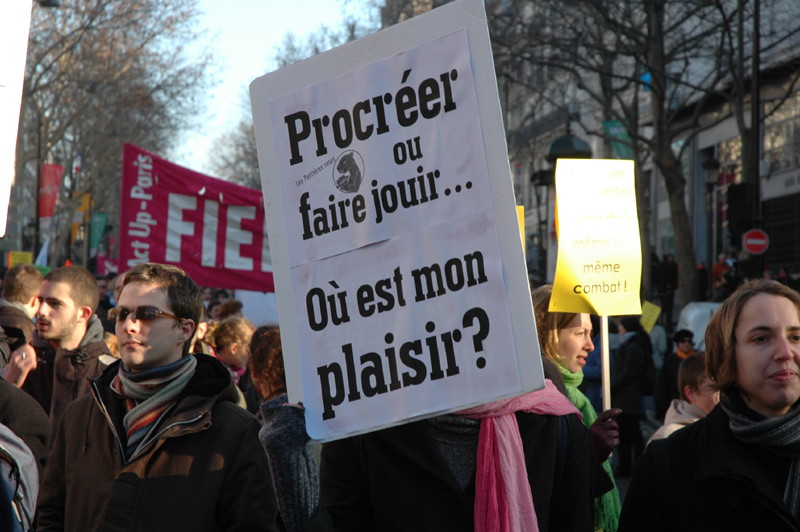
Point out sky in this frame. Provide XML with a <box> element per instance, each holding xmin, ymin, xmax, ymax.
<box><xmin>174</xmin><ymin>0</ymin><xmax>366</xmax><ymax>175</ymax></box>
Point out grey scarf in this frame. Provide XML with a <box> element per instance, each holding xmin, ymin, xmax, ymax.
<box><xmin>720</xmin><ymin>390</ymin><xmax>800</xmax><ymax>518</ymax></box>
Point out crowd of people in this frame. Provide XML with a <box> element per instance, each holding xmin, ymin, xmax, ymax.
<box><xmin>1</xmin><ymin>261</ymin><xmax>800</xmax><ymax>531</ymax></box>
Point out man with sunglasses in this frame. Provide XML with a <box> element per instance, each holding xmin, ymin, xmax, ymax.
<box><xmin>36</xmin><ymin>262</ymin><xmax>278</xmax><ymax>532</ymax></box>
<box><xmin>7</xmin><ymin>265</ymin><xmax>114</xmax><ymax>447</ymax></box>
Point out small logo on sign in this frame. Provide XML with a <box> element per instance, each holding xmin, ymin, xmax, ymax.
<box><xmin>333</xmin><ymin>150</ymin><xmax>365</xmax><ymax>194</ymax></box>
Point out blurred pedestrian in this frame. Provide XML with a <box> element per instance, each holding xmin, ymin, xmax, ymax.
<box><xmin>661</xmin><ymin>255</ymin><xmax>678</xmax><ymax>332</ymax></box>
<box><xmin>697</xmin><ymin>261</ymin><xmax>709</xmax><ymax>300</ymax></box>
<box><xmin>0</xmin><ymin>264</ymin><xmax>42</xmax><ymax>357</ymax></box>
<box><xmin>214</xmin><ymin>316</ymin><xmax>256</xmax><ymax>391</ymax></box>
<box><xmin>654</xmin><ymin>329</ymin><xmax>695</xmax><ymax>422</ymax></box>
<box><xmin>611</xmin><ymin>316</ymin><xmax>651</xmax><ymax>477</ymax></box>
<box><xmin>208</xmin><ymin>300</ymin><xmax>222</xmax><ymax>322</ymax></box>
<box><xmin>647</xmin><ymin>352</ymin><xmax>718</xmax><ymax>444</ymax></box>
<box><xmin>246</xmin><ymin>325</ymin><xmax>285</xmax><ymax>414</ymax></box>
<box><xmin>6</xmin><ymin>266</ymin><xmax>114</xmax><ymax>448</ymax></box>
<box><xmin>711</xmin><ymin>253</ymin><xmax>731</xmax><ymax>291</ymax></box>
<box><xmin>219</xmin><ymin>299</ymin><xmax>243</xmax><ymax>320</ymax></box>
<box><xmin>649</xmin><ymin>322</ymin><xmax>668</xmax><ymax>371</ymax></box>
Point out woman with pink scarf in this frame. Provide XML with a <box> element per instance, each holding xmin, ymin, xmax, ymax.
<box><xmin>259</xmin><ymin>365</ymin><xmax>596</xmax><ymax>531</ymax></box>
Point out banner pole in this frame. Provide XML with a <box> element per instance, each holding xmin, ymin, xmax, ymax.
<box><xmin>601</xmin><ymin>315</ymin><xmax>611</xmax><ymax>412</ymax></box>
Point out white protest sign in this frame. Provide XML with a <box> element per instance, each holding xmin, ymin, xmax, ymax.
<box><xmin>0</xmin><ymin>2</ymin><xmax>33</xmax><ymax>237</ymax></box>
<box><xmin>251</xmin><ymin>0</ymin><xmax>543</xmax><ymax>441</ymax></box>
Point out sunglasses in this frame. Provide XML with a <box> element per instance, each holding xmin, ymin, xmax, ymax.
<box><xmin>108</xmin><ymin>306</ymin><xmax>186</xmax><ymax>323</ymax></box>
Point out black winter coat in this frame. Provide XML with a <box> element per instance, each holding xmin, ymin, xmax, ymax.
<box><xmin>611</xmin><ymin>335</ymin><xmax>648</xmax><ymax>414</ymax></box>
<box><xmin>654</xmin><ymin>353</ymin><xmax>682</xmax><ymax>420</ymax></box>
<box><xmin>619</xmin><ymin>404</ymin><xmax>799</xmax><ymax>531</ymax></box>
<box><xmin>297</xmin><ymin>411</ymin><xmax>596</xmax><ymax>532</ymax></box>
<box><xmin>0</xmin><ymin>377</ymin><xmax>49</xmax><ymax>479</ymax></box>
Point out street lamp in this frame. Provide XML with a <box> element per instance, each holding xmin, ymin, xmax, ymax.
<box><xmin>702</xmin><ymin>159</ymin><xmax>721</xmax><ymax>271</ymax></box>
<box><xmin>31</xmin><ymin>0</ymin><xmax>60</xmax><ymax>260</ymax></box>
<box><xmin>530</xmin><ymin>124</ymin><xmax>593</xmax><ymax>283</ymax></box>
<box><xmin>530</xmin><ymin>169</ymin><xmax>554</xmax><ymax>284</ymax></box>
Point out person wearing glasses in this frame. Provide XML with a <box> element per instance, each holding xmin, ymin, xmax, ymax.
<box><xmin>36</xmin><ymin>262</ymin><xmax>279</xmax><ymax>532</ymax></box>
<box><xmin>654</xmin><ymin>330</ymin><xmax>695</xmax><ymax>422</ymax></box>
<box><xmin>647</xmin><ymin>352</ymin><xmax>719</xmax><ymax>444</ymax></box>
<box><xmin>620</xmin><ymin>279</ymin><xmax>800</xmax><ymax>530</ymax></box>
<box><xmin>4</xmin><ymin>266</ymin><xmax>115</xmax><ymax>448</ymax></box>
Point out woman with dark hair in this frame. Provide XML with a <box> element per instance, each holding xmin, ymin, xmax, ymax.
<box><xmin>611</xmin><ymin>315</ymin><xmax>652</xmax><ymax>477</ymax></box>
<box><xmin>620</xmin><ymin>279</ymin><xmax>800</xmax><ymax>530</ymax></box>
<box><xmin>248</xmin><ymin>325</ymin><xmax>286</xmax><ymax>403</ymax></box>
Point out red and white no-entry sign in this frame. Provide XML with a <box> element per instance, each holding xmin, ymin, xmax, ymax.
<box><xmin>742</xmin><ymin>229</ymin><xmax>769</xmax><ymax>255</ymax></box>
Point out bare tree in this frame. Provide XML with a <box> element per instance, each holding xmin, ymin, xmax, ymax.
<box><xmin>209</xmin><ymin>15</ymin><xmax>379</xmax><ymax>191</ymax></box>
<box><xmin>16</xmin><ymin>0</ymin><xmax>213</xmax><ymax>266</ymax></box>
<box><xmin>208</xmin><ymin>93</ymin><xmax>261</xmax><ymax>189</ymax></box>
<box><xmin>488</xmin><ymin>0</ymin><xmax>800</xmax><ymax>308</ymax></box>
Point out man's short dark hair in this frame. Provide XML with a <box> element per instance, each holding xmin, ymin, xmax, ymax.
<box><xmin>3</xmin><ymin>264</ymin><xmax>43</xmax><ymax>304</ymax></box>
<box><xmin>618</xmin><ymin>316</ymin><xmax>643</xmax><ymax>333</ymax></box>
<box><xmin>678</xmin><ymin>352</ymin><xmax>707</xmax><ymax>401</ymax></box>
<box><xmin>44</xmin><ymin>266</ymin><xmax>99</xmax><ymax>310</ymax></box>
<box><xmin>123</xmin><ymin>263</ymin><xmax>202</xmax><ymax>355</ymax></box>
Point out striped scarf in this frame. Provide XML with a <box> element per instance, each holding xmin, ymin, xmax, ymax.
<box><xmin>111</xmin><ymin>356</ymin><xmax>197</xmax><ymax>461</ymax></box>
<box><xmin>720</xmin><ymin>390</ymin><xmax>800</xmax><ymax>518</ymax></box>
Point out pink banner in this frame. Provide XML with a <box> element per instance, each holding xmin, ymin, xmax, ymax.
<box><xmin>39</xmin><ymin>163</ymin><xmax>63</xmax><ymax>219</ymax></box>
<box><xmin>119</xmin><ymin>144</ymin><xmax>274</xmax><ymax>292</ymax></box>
<box><xmin>97</xmin><ymin>257</ymin><xmax>118</xmax><ymax>277</ymax></box>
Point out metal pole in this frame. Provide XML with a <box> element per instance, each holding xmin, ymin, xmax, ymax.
<box><xmin>751</xmin><ymin>0</ymin><xmax>761</xmax><ymax>225</ymax></box>
<box><xmin>712</xmin><ymin>185</ymin><xmax>718</xmax><ymax>261</ymax></box>
<box><xmin>602</xmin><ymin>316</ymin><xmax>611</xmax><ymax>412</ymax></box>
<box><xmin>33</xmin><ymin>111</ymin><xmax>41</xmax><ymax>257</ymax></box>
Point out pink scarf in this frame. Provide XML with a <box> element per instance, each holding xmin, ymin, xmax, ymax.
<box><xmin>457</xmin><ymin>380</ymin><xmax>581</xmax><ymax>532</ymax></box>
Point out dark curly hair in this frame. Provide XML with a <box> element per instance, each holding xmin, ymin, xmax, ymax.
<box><xmin>249</xmin><ymin>325</ymin><xmax>285</xmax><ymax>401</ymax></box>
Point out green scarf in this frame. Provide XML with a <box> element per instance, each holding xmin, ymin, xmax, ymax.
<box><xmin>557</xmin><ymin>362</ymin><xmax>621</xmax><ymax>532</ymax></box>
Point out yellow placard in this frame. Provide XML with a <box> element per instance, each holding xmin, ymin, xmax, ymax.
<box><xmin>549</xmin><ymin>159</ymin><xmax>642</xmax><ymax>316</ymax></box>
<box><xmin>7</xmin><ymin>251</ymin><xmax>33</xmax><ymax>267</ymax></box>
<box><xmin>639</xmin><ymin>301</ymin><xmax>662</xmax><ymax>333</ymax></box>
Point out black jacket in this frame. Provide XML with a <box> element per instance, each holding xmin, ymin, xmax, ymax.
<box><xmin>21</xmin><ymin>317</ymin><xmax>114</xmax><ymax>447</ymax></box>
<box><xmin>619</xmin><ymin>404</ymin><xmax>798</xmax><ymax>531</ymax></box>
<box><xmin>298</xmin><ymin>410</ymin><xmax>596</xmax><ymax>532</ymax></box>
<box><xmin>0</xmin><ymin>377</ymin><xmax>49</xmax><ymax>479</ymax></box>
<box><xmin>611</xmin><ymin>335</ymin><xmax>647</xmax><ymax>414</ymax></box>
<box><xmin>654</xmin><ymin>353</ymin><xmax>682</xmax><ymax>421</ymax></box>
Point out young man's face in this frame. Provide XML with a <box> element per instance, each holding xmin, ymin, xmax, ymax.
<box><xmin>117</xmin><ymin>282</ymin><xmax>194</xmax><ymax>372</ymax></box>
<box><xmin>37</xmin><ymin>281</ymin><xmax>83</xmax><ymax>348</ymax></box>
